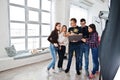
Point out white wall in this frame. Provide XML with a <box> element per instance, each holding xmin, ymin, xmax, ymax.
<box><xmin>88</xmin><ymin>0</ymin><xmax>109</xmax><ymax>21</ymax></box>
<box><xmin>52</xmin><ymin>0</ymin><xmax>70</xmax><ymax>28</ymax></box>
<box><xmin>88</xmin><ymin>0</ymin><xmax>109</xmax><ymax>36</ymax></box>
<box><xmin>0</xmin><ymin>0</ymin><xmax>9</xmax><ymax>57</ymax></box>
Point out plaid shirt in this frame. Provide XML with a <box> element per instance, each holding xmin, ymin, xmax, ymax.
<box><xmin>86</xmin><ymin>32</ymin><xmax>99</xmax><ymax>48</ymax></box>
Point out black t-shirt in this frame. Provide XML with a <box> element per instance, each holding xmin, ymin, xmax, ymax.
<box><xmin>68</xmin><ymin>26</ymin><xmax>82</xmax><ymax>45</ymax></box>
<box><xmin>68</xmin><ymin>26</ymin><xmax>81</xmax><ymax>34</ymax></box>
<box><xmin>81</xmin><ymin>26</ymin><xmax>89</xmax><ymax>38</ymax></box>
<box><xmin>80</xmin><ymin>26</ymin><xmax>89</xmax><ymax>43</ymax></box>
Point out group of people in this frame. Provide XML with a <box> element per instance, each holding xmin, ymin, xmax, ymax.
<box><xmin>47</xmin><ymin>18</ymin><xmax>99</xmax><ymax>79</ymax></box>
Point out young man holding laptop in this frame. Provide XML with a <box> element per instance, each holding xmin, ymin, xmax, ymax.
<box><xmin>65</xmin><ymin>18</ymin><xmax>82</xmax><ymax>75</ymax></box>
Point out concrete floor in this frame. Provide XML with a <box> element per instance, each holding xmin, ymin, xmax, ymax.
<box><xmin>0</xmin><ymin>55</ymin><xmax>99</xmax><ymax>80</ymax></box>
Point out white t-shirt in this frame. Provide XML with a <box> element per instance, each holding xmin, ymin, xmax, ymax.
<box><xmin>58</xmin><ymin>32</ymin><xmax>68</xmax><ymax>46</ymax></box>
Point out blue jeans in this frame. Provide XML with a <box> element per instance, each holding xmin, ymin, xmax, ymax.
<box><xmin>91</xmin><ymin>47</ymin><xmax>99</xmax><ymax>74</ymax></box>
<box><xmin>66</xmin><ymin>44</ymin><xmax>80</xmax><ymax>71</ymax></box>
<box><xmin>47</xmin><ymin>44</ymin><xmax>58</xmax><ymax>70</ymax></box>
<box><xmin>79</xmin><ymin>43</ymin><xmax>89</xmax><ymax>70</ymax></box>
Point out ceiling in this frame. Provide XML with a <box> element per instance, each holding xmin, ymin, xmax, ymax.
<box><xmin>71</xmin><ymin>0</ymin><xmax>108</xmax><ymax>8</ymax></box>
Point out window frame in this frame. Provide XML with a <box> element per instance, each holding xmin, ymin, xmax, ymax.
<box><xmin>8</xmin><ymin>0</ymin><xmax>52</xmax><ymax>51</ymax></box>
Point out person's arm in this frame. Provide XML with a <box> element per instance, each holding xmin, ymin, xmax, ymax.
<box><xmin>48</xmin><ymin>31</ymin><xmax>59</xmax><ymax>47</ymax></box>
<box><xmin>65</xmin><ymin>28</ymin><xmax>71</xmax><ymax>36</ymax></box>
<box><xmin>47</xmin><ymin>31</ymin><xmax>54</xmax><ymax>44</ymax></box>
<box><xmin>86</xmin><ymin>33</ymin><xmax>98</xmax><ymax>44</ymax></box>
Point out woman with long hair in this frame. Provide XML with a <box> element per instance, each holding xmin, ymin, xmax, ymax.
<box><xmin>47</xmin><ymin>22</ymin><xmax>61</xmax><ymax>72</ymax></box>
<box><xmin>82</xmin><ymin>24</ymin><xmax>99</xmax><ymax>79</ymax></box>
<box><xmin>58</xmin><ymin>25</ymin><xmax>68</xmax><ymax>71</ymax></box>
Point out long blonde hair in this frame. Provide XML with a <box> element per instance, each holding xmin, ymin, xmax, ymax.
<box><xmin>61</xmin><ymin>25</ymin><xmax>67</xmax><ymax>33</ymax></box>
<box><xmin>60</xmin><ymin>25</ymin><xmax>67</xmax><ymax>37</ymax></box>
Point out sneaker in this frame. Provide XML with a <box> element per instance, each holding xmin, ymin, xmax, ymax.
<box><xmin>77</xmin><ymin>71</ymin><xmax>81</xmax><ymax>75</ymax></box>
<box><xmin>85</xmin><ymin>70</ymin><xmax>89</xmax><ymax>77</ymax></box>
<box><xmin>52</xmin><ymin>69</ymin><xmax>57</xmax><ymax>73</ymax></box>
<box><xmin>89</xmin><ymin>73</ymin><xmax>95</xmax><ymax>79</ymax></box>
<box><xmin>65</xmin><ymin>69</ymin><xmax>69</xmax><ymax>73</ymax></box>
<box><xmin>59</xmin><ymin>68</ymin><xmax>64</xmax><ymax>72</ymax></box>
<box><xmin>58</xmin><ymin>68</ymin><xmax>62</xmax><ymax>72</ymax></box>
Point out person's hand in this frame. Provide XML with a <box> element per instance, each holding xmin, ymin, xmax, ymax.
<box><xmin>65</xmin><ymin>32</ymin><xmax>70</xmax><ymax>37</ymax></box>
<box><xmin>54</xmin><ymin>43</ymin><xmax>58</xmax><ymax>47</ymax></box>
<box><xmin>81</xmin><ymin>38</ymin><xmax>86</xmax><ymax>42</ymax></box>
<box><xmin>72</xmin><ymin>40</ymin><xmax>78</xmax><ymax>42</ymax></box>
<box><xmin>60</xmin><ymin>42</ymin><xmax>64</xmax><ymax>44</ymax></box>
<box><xmin>70</xmin><ymin>32</ymin><xmax>75</xmax><ymax>35</ymax></box>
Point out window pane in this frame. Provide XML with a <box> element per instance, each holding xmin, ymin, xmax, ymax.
<box><xmin>41</xmin><ymin>37</ymin><xmax>49</xmax><ymax>48</ymax></box>
<box><xmin>10</xmin><ymin>6</ymin><xmax>25</xmax><ymax>21</ymax></box>
<box><xmin>41</xmin><ymin>12</ymin><xmax>50</xmax><ymax>23</ymax></box>
<box><xmin>41</xmin><ymin>25</ymin><xmax>50</xmax><ymax>36</ymax></box>
<box><xmin>9</xmin><ymin>0</ymin><xmax>25</xmax><ymax>5</ymax></box>
<box><xmin>41</xmin><ymin>0</ymin><xmax>51</xmax><ymax>11</ymax></box>
<box><xmin>29</xmin><ymin>10</ymin><xmax>39</xmax><ymax>21</ymax></box>
<box><xmin>11</xmin><ymin>39</ymin><xmax>25</xmax><ymax>51</ymax></box>
<box><xmin>28</xmin><ymin>38</ymin><xmax>39</xmax><ymax>49</ymax></box>
<box><xmin>10</xmin><ymin>23</ymin><xmax>25</xmax><ymax>37</ymax></box>
<box><xmin>27</xmin><ymin>0</ymin><xmax>39</xmax><ymax>9</ymax></box>
<box><xmin>28</xmin><ymin>24</ymin><xmax>39</xmax><ymax>36</ymax></box>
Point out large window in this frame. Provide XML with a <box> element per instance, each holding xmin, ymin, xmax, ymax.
<box><xmin>8</xmin><ymin>0</ymin><xmax>51</xmax><ymax>51</ymax></box>
<box><xmin>70</xmin><ymin>5</ymin><xmax>88</xmax><ymax>25</ymax></box>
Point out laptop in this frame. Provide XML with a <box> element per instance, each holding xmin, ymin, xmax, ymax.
<box><xmin>68</xmin><ymin>33</ymin><xmax>83</xmax><ymax>42</ymax></box>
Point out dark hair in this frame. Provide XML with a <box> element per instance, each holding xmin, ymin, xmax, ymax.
<box><xmin>70</xmin><ymin>18</ymin><xmax>77</xmax><ymax>23</ymax></box>
<box><xmin>80</xmin><ymin>18</ymin><xmax>86</xmax><ymax>22</ymax></box>
<box><xmin>89</xmin><ymin>24</ymin><xmax>97</xmax><ymax>33</ymax></box>
<box><xmin>54</xmin><ymin>22</ymin><xmax>61</xmax><ymax>31</ymax></box>
<box><xmin>62</xmin><ymin>25</ymin><xmax>67</xmax><ymax>32</ymax></box>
